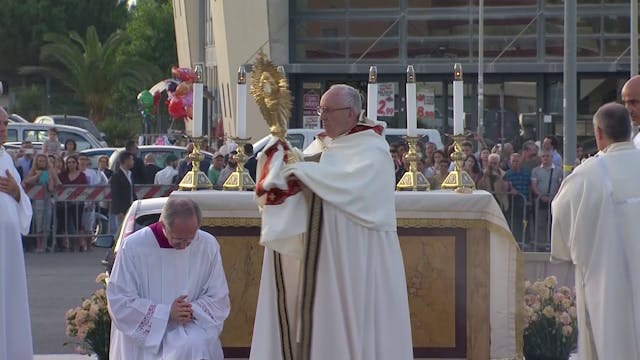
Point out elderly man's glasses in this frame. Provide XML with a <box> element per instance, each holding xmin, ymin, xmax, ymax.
<box><xmin>316</xmin><ymin>106</ymin><xmax>351</xmax><ymax>116</ymax></box>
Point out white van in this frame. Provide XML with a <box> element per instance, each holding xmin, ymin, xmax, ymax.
<box><xmin>7</xmin><ymin>123</ymin><xmax>104</xmax><ymax>151</ymax></box>
<box><xmin>252</xmin><ymin>127</ymin><xmax>443</xmax><ymax>155</ymax></box>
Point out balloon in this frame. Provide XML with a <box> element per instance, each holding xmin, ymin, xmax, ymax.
<box><xmin>182</xmin><ymin>91</ymin><xmax>193</xmax><ymax>107</ymax></box>
<box><xmin>137</xmin><ymin>90</ymin><xmax>153</xmax><ymax>109</ymax></box>
<box><xmin>168</xmin><ymin>97</ymin><xmax>187</xmax><ymax>119</ymax></box>
<box><xmin>167</xmin><ymin>81</ymin><xmax>178</xmax><ymax>93</ymax></box>
<box><xmin>171</xmin><ymin>66</ymin><xmax>195</xmax><ymax>83</ymax></box>
<box><xmin>175</xmin><ymin>82</ymin><xmax>191</xmax><ymax>96</ymax></box>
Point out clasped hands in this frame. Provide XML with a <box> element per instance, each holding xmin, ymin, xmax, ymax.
<box><xmin>0</xmin><ymin>169</ymin><xmax>20</xmax><ymax>202</ymax></box>
<box><xmin>170</xmin><ymin>295</ymin><xmax>194</xmax><ymax>325</ymax></box>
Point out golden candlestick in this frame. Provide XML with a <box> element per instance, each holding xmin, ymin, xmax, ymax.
<box><xmin>223</xmin><ymin>137</ymin><xmax>256</xmax><ymax>191</ymax></box>
<box><xmin>178</xmin><ymin>136</ymin><xmax>213</xmax><ymax>191</ymax></box>
<box><xmin>396</xmin><ymin>136</ymin><xmax>430</xmax><ymax>191</ymax></box>
<box><xmin>441</xmin><ymin>134</ymin><xmax>476</xmax><ymax>193</ymax></box>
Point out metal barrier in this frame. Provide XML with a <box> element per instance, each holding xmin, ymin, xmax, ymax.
<box><xmin>24</xmin><ymin>184</ymin><xmax>177</xmax><ymax>252</ymax></box>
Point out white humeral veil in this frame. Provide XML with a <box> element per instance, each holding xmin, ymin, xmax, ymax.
<box><xmin>552</xmin><ymin>142</ymin><xmax>640</xmax><ymax>359</ymax></box>
<box><xmin>252</xmin><ymin>121</ymin><xmax>414</xmax><ymax>360</ymax></box>
<box><xmin>0</xmin><ymin>147</ymin><xmax>34</xmax><ymax>360</ymax></box>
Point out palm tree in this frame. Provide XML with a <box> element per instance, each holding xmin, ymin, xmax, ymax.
<box><xmin>39</xmin><ymin>25</ymin><xmax>158</xmax><ymax>123</ymax></box>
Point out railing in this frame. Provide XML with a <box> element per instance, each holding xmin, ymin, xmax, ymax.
<box><xmin>22</xmin><ymin>184</ymin><xmax>177</xmax><ymax>252</ymax></box>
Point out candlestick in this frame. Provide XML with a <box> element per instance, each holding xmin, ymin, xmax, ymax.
<box><xmin>396</xmin><ymin>136</ymin><xmax>430</xmax><ymax>191</ymax></box>
<box><xmin>178</xmin><ymin>136</ymin><xmax>213</xmax><ymax>191</ymax></box>
<box><xmin>441</xmin><ymin>133</ymin><xmax>476</xmax><ymax>193</ymax></box>
<box><xmin>236</xmin><ymin>66</ymin><xmax>247</xmax><ymax>138</ymax></box>
<box><xmin>406</xmin><ymin>65</ymin><xmax>417</xmax><ymax>137</ymax></box>
<box><xmin>367</xmin><ymin>65</ymin><xmax>378</xmax><ymax>121</ymax></box>
<box><xmin>453</xmin><ymin>63</ymin><xmax>464</xmax><ymax>135</ymax></box>
<box><xmin>223</xmin><ymin>137</ymin><xmax>256</xmax><ymax>191</ymax></box>
<box><xmin>192</xmin><ymin>64</ymin><xmax>204</xmax><ymax>137</ymax></box>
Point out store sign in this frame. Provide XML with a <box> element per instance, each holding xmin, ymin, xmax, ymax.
<box><xmin>417</xmin><ymin>87</ymin><xmax>435</xmax><ymax>119</ymax></box>
<box><xmin>303</xmin><ymin>86</ymin><xmax>322</xmax><ymax>129</ymax></box>
<box><xmin>377</xmin><ymin>83</ymin><xmax>395</xmax><ymax>117</ymax></box>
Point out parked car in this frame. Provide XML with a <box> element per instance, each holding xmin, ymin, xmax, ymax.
<box><xmin>8</xmin><ymin>114</ymin><xmax>29</xmax><ymax>123</ymax></box>
<box><xmin>96</xmin><ymin>197</ymin><xmax>168</xmax><ymax>274</ymax></box>
<box><xmin>108</xmin><ymin>145</ymin><xmax>214</xmax><ymax>174</ymax></box>
<box><xmin>7</xmin><ymin>123</ymin><xmax>104</xmax><ymax>151</ymax></box>
<box><xmin>34</xmin><ymin>115</ymin><xmax>108</xmax><ymax>146</ymax></box>
<box><xmin>80</xmin><ymin>147</ymin><xmax>118</xmax><ymax>169</ymax></box>
<box><xmin>4</xmin><ymin>141</ymin><xmax>46</xmax><ymax>152</ymax></box>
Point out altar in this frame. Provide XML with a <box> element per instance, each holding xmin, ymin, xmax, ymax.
<box><xmin>171</xmin><ymin>189</ymin><xmax>522</xmax><ymax>359</ymax></box>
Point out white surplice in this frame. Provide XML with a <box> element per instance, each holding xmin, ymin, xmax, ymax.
<box><xmin>551</xmin><ymin>142</ymin><xmax>640</xmax><ymax>359</ymax></box>
<box><xmin>251</xmin><ymin>122</ymin><xmax>413</xmax><ymax>360</ymax></box>
<box><xmin>107</xmin><ymin>226</ymin><xmax>230</xmax><ymax>360</ymax></box>
<box><xmin>0</xmin><ymin>147</ymin><xmax>34</xmax><ymax>360</ymax></box>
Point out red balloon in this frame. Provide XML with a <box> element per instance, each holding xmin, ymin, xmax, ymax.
<box><xmin>168</xmin><ymin>97</ymin><xmax>187</xmax><ymax>119</ymax></box>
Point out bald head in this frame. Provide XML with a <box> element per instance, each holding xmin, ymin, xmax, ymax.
<box><xmin>0</xmin><ymin>106</ymin><xmax>8</xmax><ymax>145</ymax></box>
<box><xmin>621</xmin><ymin>75</ymin><xmax>640</xmax><ymax>126</ymax></box>
<box><xmin>593</xmin><ymin>102</ymin><xmax>631</xmax><ymax>149</ymax></box>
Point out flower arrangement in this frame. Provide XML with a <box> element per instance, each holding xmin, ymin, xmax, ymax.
<box><xmin>522</xmin><ymin>276</ymin><xmax>578</xmax><ymax>360</ymax></box>
<box><xmin>65</xmin><ymin>272</ymin><xmax>110</xmax><ymax>360</ymax></box>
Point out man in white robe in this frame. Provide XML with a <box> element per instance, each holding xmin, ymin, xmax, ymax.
<box><xmin>0</xmin><ymin>106</ymin><xmax>34</xmax><ymax>360</ymax></box>
<box><xmin>621</xmin><ymin>75</ymin><xmax>640</xmax><ymax>148</ymax></box>
<box><xmin>251</xmin><ymin>84</ymin><xmax>413</xmax><ymax>360</ymax></box>
<box><xmin>108</xmin><ymin>198</ymin><xmax>230</xmax><ymax>360</ymax></box>
<box><xmin>551</xmin><ymin>102</ymin><xmax>640</xmax><ymax>359</ymax></box>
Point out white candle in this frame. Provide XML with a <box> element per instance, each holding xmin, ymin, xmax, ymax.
<box><xmin>453</xmin><ymin>63</ymin><xmax>464</xmax><ymax>135</ymax></box>
<box><xmin>406</xmin><ymin>65</ymin><xmax>417</xmax><ymax>137</ymax></box>
<box><xmin>367</xmin><ymin>65</ymin><xmax>378</xmax><ymax>121</ymax></box>
<box><xmin>236</xmin><ymin>66</ymin><xmax>247</xmax><ymax>138</ymax></box>
<box><xmin>192</xmin><ymin>82</ymin><xmax>203</xmax><ymax>137</ymax></box>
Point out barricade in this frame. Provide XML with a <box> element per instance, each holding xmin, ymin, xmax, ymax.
<box><xmin>24</xmin><ymin>183</ymin><xmax>178</xmax><ymax>252</ymax></box>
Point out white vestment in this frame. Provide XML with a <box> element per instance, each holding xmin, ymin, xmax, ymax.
<box><xmin>0</xmin><ymin>147</ymin><xmax>34</xmax><ymax>360</ymax></box>
<box><xmin>633</xmin><ymin>131</ymin><xmax>640</xmax><ymax>149</ymax></box>
<box><xmin>551</xmin><ymin>142</ymin><xmax>640</xmax><ymax>359</ymax></box>
<box><xmin>251</xmin><ymin>123</ymin><xmax>413</xmax><ymax>360</ymax></box>
<box><xmin>107</xmin><ymin>225</ymin><xmax>230</xmax><ymax>360</ymax></box>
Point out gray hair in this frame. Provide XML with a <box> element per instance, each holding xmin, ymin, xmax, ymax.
<box><xmin>593</xmin><ymin>102</ymin><xmax>631</xmax><ymax>142</ymax></box>
<box><xmin>328</xmin><ymin>84</ymin><xmax>362</xmax><ymax>118</ymax></box>
<box><xmin>160</xmin><ymin>198</ymin><xmax>202</xmax><ymax>232</ymax></box>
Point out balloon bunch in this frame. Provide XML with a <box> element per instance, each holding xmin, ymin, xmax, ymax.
<box><xmin>165</xmin><ymin>66</ymin><xmax>197</xmax><ymax>120</ymax></box>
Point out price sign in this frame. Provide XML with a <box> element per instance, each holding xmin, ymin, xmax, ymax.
<box><xmin>377</xmin><ymin>83</ymin><xmax>396</xmax><ymax>117</ymax></box>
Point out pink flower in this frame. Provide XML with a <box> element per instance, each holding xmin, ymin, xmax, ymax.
<box><xmin>542</xmin><ymin>306</ymin><xmax>555</xmax><ymax>318</ymax></box>
<box><xmin>553</xmin><ymin>292</ymin><xmax>565</xmax><ymax>304</ymax></box>
<box><xmin>558</xmin><ymin>312</ymin><xmax>572</xmax><ymax>325</ymax></box>
<box><xmin>562</xmin><ymin>325</ymin><xmax>573</xmax><ymax>337</ymax></box>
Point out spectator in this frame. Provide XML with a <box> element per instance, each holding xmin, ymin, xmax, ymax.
<box><xmin>154</xmin><ymin>154</ymin><xmax>179</xmax><ymax>185</ymax></box>
<box><xmin>520</xmin><ymin>140</ymin><xmax>541</xmax><ymax>173</ymax></box>
<box><xmin>62</xmin><ymin>139</ymin><xmax>78</xmax><ymax>159</ymax></box>
<box><xmin>542</xmin><ymin>135</ymin><xmax>562</xmax><ymax>168</ymax></box>
<box><xmin>477</xmin><ymin>153</ymin><xmax>509</xmax><ymax>212</ymax></box>
<box><xmin>243</xmin><ymin>143</ymin><xmax>257</xmax><ymax>181</ymax></box>
<box><xmin>97</xmin><ymin>155</ymin><xmax>113</xmax><ymax>179</ymax></box>
<box><xmin>57</xmin><ymin>155</ymin><xmax>87</xmax><ymax>251</ymax></box>
<box><xmin>125</xmin><ymin>140</ymin><xmax>145</xmax><ymax>184</ymax></box>
<box><xmin>462</xmin><ymin>154</ymin><xmax>483</xmax><ymax>185</ymax></box>
<box><xmin>143</xmin><ymin>154</ymin><xmax>162</xmax><ymax>184</ymax></box>
<box><xmin>207</xmin><ymin>152</ymin><xmax>224</xmax><ymax>186</ymax></box>
<box><xmin>423</xmin><ymin>149</ymin><xmax>445</xmax><ymax>178</ymax></box>
<box><xmin>110</xmin><ymin>151</ymin><xmax>136</xmax><ymax>234</ymax></box>
<box><xmin>16</xmin><ymin>140</ymin><xmax>35</xmax><ymax>180</ymax></box>
<box><xmin>216</xmin><ymin>151</ymin><xmax>237</xmax><ymax>187</ymax></box>
<box><xmin>43</xmin><ymin>127</ymin><xmax>62</xmax><ymax>157</ymax></box>
<box><xmin>428</xmin><ymin>159</ymin><xmax>450</xmax><ymax>190</ymax></box>
<box><xmin>531</xmin><ymin>149</ymin><xmax>562</xmax><ymax>250</ymax></box>
<box><xmin>504</xmin><ymin>152</ymin><xmax>531</xmax><ymax>246</ymax></box>
<box><xmin>177</xmin><ymin>143</ymin><xmax>212</xmax><ymax>182</ymax></box>
<box><xmin>78</xmin><ymin>153</ymin><xmax>107</xmax><ymax>251</ymax></box>
<box><xmin>22</xmin><ymin>154</ymin><xmax>58</xmax><ymax>252</ymax></box>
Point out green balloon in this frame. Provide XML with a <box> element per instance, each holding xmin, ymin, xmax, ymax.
<box><xmin>137</xmin><ymin>90</ymin><xmax>154</xmax><ymax>108</ymax></box>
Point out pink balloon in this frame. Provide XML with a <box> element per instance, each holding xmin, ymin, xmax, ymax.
<box><xmin>182</xmin><ymin>92</ymin><xmax>193</xmax><ymax>107</ymax></box>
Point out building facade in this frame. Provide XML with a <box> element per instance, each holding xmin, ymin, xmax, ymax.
<box><xmin>175</xmin><ymin>0</ymin><xmax>637</xmax><ymax>150</ymax></box>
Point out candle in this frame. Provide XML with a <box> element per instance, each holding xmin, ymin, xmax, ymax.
<box><xmin>367</xmin><ymin>65</ymin><xmax>378</xmax><ymax>121</ymax></box>
<box><xmin>236</xmin><ymin>66</ymin><xmax>247</xmax><ymax>138</ymax></box>
<box><xmin>453</xmin><ymin>63</ymin><xmax>464</xmax><ymax>135</ymax></box>
<box><xmin>192</xmin><ymin>64</ymin><xmax>204</xmax><ymax>137</ymax></box>
<box><xmin>406</xmin><ymin>65</ymin><xmax>417</xmax><ymax>137</ymax></box>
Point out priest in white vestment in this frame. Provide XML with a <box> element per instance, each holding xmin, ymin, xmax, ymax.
<box><xmin>551</xmin><ymin>102</ymin><xmax>640</xmax><ymax>359</ymax></box>
<box><xmin>621</xmin><ymin>75</ymin><xmax>640</xmax><ymax>148</ymax></box>
<box><xmin>0</xmin><ymin>107</ymin><xmax>34</xmax><ymax>360</ymax></box>
<box><xmin>251</xmin><ymin>84</ymin><xmax>413</xmax><ymax>360</ymax></box>
<box><xmin>107</xmin><ymin>198</ymin><xmax>230</xmax><ymax>360</ymax></box>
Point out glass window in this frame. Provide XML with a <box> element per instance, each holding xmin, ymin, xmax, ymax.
<box><xmin>295</xmin><ymin>0</ymin><xmax>346</xmax><ymax>10</ymax></box>
<box><xmin>24</xmin><ymin>130</ymin><xmax>48</xmax><ymax>142</ymax></box>
<box><xmin>483</xmin><ymin>0</ymin><xmax>536</xmax><ymax>5</ymax></box>
<box><xmin>603</xmin><ymin>38</ymin><xmax>631</xmax><ymax>57</ymax></box>
<box><xmin>296</xmin><ymin>41</ymin><xmax>346</xmax><ymax>59</ymax></box>
<box><xmin>350</xmin><ymin>19</ymin><xmax>399</xmax><ymax>37</ymax></box>
<box><xmin>546</xmin><ymin>17</ymin><xmax>601</xmax><ymax>35</ymax></box>
<box><xmin>7</xmin><ymin>129</ymin><xmax>17</xmax><ymax>142</ymax></box>
<box><xmin>578</xmin><ymin>37</ymin><xmax>600</xmax><ymax>57</ymax></box>
<box><xmin>295</xmin><ymin>19</ymin><xmax>346</xmax><ymax>38</ymax></box>
<box><xmin>603</xmin><ymin>16</ymin><xmax>629</xmax><ymax>34</ymax></box>
<box><xmin>483</xmin><ymin>37</ymin><xmax>537</xmax><ymax>58</ymax></box>
<box><xmin>351</xmin><ymin>0</ymin><xmax>399</xmax><ymax>8</ymax></box>
<box><xmin>408</xmin><ymin>39</ymin><xmax>469</xmax><ymax>59</ymax></box>
<box><xmin>409</xmin><ymin>0</ymin><xmax>469</xmax><ymax>7</ymax></box>
<box><xmin>578</xmin><ymin>78</ymin><xmax>620</xmax><ymax>116</ymax></box>
<box><xmin>481</xmin><ymin>81</ymin><xmax>536</xmax><ymax>145</ymax></box>
<box><xmin>408</xmin><ymin>19</ymin><xmax>469</xmax><ymax>37</ymax></box>
<box><xmin>482</xmin><ymin>18</ymin><xmax>537</xmax><ymax>36</ymax></box>
<box><xmin>349</xmin><ymin>40</ymin><xmax>399</xmax><ymax>60</ymax></box>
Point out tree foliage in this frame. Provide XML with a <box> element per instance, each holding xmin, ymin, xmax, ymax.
<box><xmin>40</xmin><ymin>26</ymin><xmax>156</xmax><ymax>123</ymax></box>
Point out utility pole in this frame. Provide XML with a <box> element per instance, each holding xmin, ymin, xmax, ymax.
<box><xmin>563</xmin><ymin>0</ymin><xmax>576</xmax><ymax>177</ymax></box>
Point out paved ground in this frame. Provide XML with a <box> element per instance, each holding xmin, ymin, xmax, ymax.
<box><xmin>26</xmin><ymin>248</ymin><xmax>107</xmax><ymax>355</ymax></box>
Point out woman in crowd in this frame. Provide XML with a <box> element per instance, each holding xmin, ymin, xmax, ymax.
<box><xmin>423</xmin><ymin>150</ymin><xmax>445</xmax><ymax>178</ymax></box>
<box><xmin>56</xmin><ymin>155</ymin><xmax>87</xmax><ymax>251</ymax></box>
<box><xmin>463</xmin><ymin>154</ymin><xmax>483</xmax><ymax>185</ymax></box>
<box><xmin>63</xmin><ymin>139</ymin><xmax>78</xmax><ymax>159</ymax></box>
<box><xmin>22</xmin><ymin>154</ymin><xmax>59</xmax><ymax>252</ymax></box>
